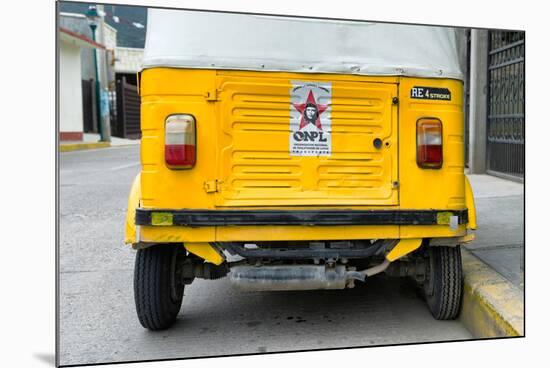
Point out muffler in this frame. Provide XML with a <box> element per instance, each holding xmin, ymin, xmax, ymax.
<box><xmin>230</xmin><ymin>264</ymin><xmax>357</xmax><ymax>291</ymax></box>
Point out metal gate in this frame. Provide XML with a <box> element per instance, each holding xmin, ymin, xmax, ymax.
<box><xmin>486</xmin><ymin>31</ymin><xmax>525</xmax><ymax>180</ymax></box>
<box><xmin>114</xmin><ymin>76</ymin><xmax>141</xmax><ymax>139</ymax></box>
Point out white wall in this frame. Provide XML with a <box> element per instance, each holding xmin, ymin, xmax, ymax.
<box><xmin>103</xmin><ymin>22</ymin><xmax>118</xmax><ymax>88</ymax></box>
<box><xmin>59</xmin><ymin>13</ymin><xmax>96</xmax><ymax>81</ymax></box>
<box><xmin>114</xmin><ymin>47</ymin><xmax>144</xmax><ymax>73</ymax></box>
<box><xmin>60</xmin><ymin>41</ymin><xmax>84</xmax><ymax>135</ymax></box>
<box><xmin>103</xmin><ymin>22</ymin><xmax>117</xmax><ymax>50</ymax></box>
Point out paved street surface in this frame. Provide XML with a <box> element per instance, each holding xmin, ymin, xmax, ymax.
<box><xmin>465</xmin><ymin>175</ymin><xmax>524</xmax><ymax>289</ymax></box>
<box><xmin>82</xmin><ymin>133</ymin><xmax>141</xmax><ymax>146</ymax></box>
<box><xmin>59</xmin><ymin>146</ymin><xmax>472</xmax><ymax>366</ymax></box>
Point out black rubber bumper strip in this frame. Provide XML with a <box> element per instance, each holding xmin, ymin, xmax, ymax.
<box><xmin>135</xmin><ymin>209</ymin><xmax>468</xmax><ymax>227</ymax></box>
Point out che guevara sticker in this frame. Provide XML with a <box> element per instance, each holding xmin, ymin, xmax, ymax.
<box><xmin>289</xmin><ymin>81</ymin><xmax>332</xmax><ymax>156</ymax></box>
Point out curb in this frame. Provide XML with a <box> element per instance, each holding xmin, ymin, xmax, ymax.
<box><xmin>60</xmin><ymin>142</ymin><xmax>111</xmax><ymax>152</ymax></box>
<box><xmin>459</xmin><ymin>248</ymin><xmax>524</xmax><ymax>338</ymax></box>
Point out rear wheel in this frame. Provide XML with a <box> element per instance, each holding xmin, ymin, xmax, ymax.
<box><xmin>423</xmin><ymin>245</ymin><xmax>463</xmax><ymax>320</ymax></box>
<box><xmin>134</xmin><ymin>245</ymin><xmax>186</xmax><ymax>330</ymax></box>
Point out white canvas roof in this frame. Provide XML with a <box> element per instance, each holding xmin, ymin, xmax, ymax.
<box><xmin>143</xmin><ymin>9</ymin><xmax>463</xmax><ymax>80</ymax></box>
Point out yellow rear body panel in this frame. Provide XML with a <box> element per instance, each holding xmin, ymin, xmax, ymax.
<box><xmin>131</xmin><ymin>68</ymin><xmax>472</xmax><ymax>244</ymax></box>
<box><xmin>215</xmin><ymin>73</ymin><xmax>398</xmax><ymax>207</ymax></box>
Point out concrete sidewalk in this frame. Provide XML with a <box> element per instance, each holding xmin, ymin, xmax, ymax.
<box><xmin>460</xmin><ymin>174</ymin><xmax>524</xmax><ymax>337</ymax></box>
<box><xmin>465</xmin><ymin>174</ymin><xmax>524</xmax><ymax>289</ymax></box>
<box><xmin>60</xmin><ymin>133</ymin><xmax>140</xmax><ymax>152</ymax></box>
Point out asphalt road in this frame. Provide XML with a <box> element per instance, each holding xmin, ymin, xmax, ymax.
<box><xmin>58</xmin><ymin>145</ymin><xmax>471</xmax><ymax>366</ymax></box>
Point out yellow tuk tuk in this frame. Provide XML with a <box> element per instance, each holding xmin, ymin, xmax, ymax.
<box><xmin>125</xmin><ymin>9</ymin><xmax>477</xmax><ymax>330</ymax></box>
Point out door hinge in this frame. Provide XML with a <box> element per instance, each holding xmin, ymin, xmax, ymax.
<box><xmin>205</xmin><ymin>88</ymin><xmax>219</xmax><ymax>101</ymax></box>
<box><xmin>204</xmin><ymin>180</ymin><xmax>221</xmax><ymax>193</ymax></box>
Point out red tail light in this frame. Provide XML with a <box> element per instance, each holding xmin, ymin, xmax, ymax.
<box><xmin>417</xmin><ymin>118</ymin><xmax>443</xmax><ymax>168</ymax></box>
<box><xmin>165</xmin><ymin>115</ymin><xmax>196</xmax><ymax>169</ymax></box>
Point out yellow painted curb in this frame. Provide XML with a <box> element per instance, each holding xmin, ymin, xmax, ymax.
<box><xmin>459</xmin><ymin>249</ymin><xmax>524</xmax><ymax>338</ymax></box>
<box><xmin>60</xmin><ymin>142</ymin><xmax>111</xmax><ymax>152</ymax></box>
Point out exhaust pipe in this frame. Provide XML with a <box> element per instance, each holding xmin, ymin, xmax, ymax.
<box><xmin>230</xmin><ymin>265</ymin><xmax>350</xmax><ymax>291</ymax></box>
<box><xmin>229</xmin><ymin>261</ymin><xmax>390</xmax><ymax>291</ymax></box>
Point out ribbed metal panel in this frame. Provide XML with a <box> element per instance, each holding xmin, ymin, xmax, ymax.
<box><xmin>216</xmin><ymin>76</ymin><xmax>398</xmax><ymax>206</ymax></box>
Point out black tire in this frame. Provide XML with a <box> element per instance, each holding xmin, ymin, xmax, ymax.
<box><xmin>134</xmin><ymin>245</ymin><xmax>185</xmax><ymax>330</ymax></box>
<box><xmin>423</xmin><ymin>245</ymin><xmax>463</xmax><ymax>320</ymax></box>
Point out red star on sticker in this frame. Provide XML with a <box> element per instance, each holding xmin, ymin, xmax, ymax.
<box><xmin>292</xmin><ymin>90</ymin><xmax>328</xmax><ymax>130</ymax></box>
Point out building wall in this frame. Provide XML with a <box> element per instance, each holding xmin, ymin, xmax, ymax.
<box><xmin>59</xmin><ymin>13</ymin><xmax>118</xmax><ymax>89</ymax></box>
<box><xmin>59</xmin><ymin>13</ymin><xmax>96</xmax><ymax>81</ymax></box>
<box><xmin>60</xmin><ymin>41</ymin><xmax>84</xmax><ymax>140</ymax></box>
<box><xmin>103</xmin><ymin>22</ymin><xmax>118</xmax><ymax>89</ymax></box>
<box><xmin>115</xmin><ymin>47</ymin><xmax>144</xmax><ymax>74</ymax></box>
<box><xmin>103</xmin><ymin>22</ymin><xmax>117</xmax><ymax>50</ymax></box>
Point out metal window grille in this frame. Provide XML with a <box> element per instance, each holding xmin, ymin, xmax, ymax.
<box><xmin>486</xmin><ymin>31</ymin><xmax>525</xmax><ymax>180</ymax></box>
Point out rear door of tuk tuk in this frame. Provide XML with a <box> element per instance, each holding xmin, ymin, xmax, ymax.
<box><xmin>214</xmin><ymin>72</ymin><xmax>399</xmax><ymax>207</ymax></box>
